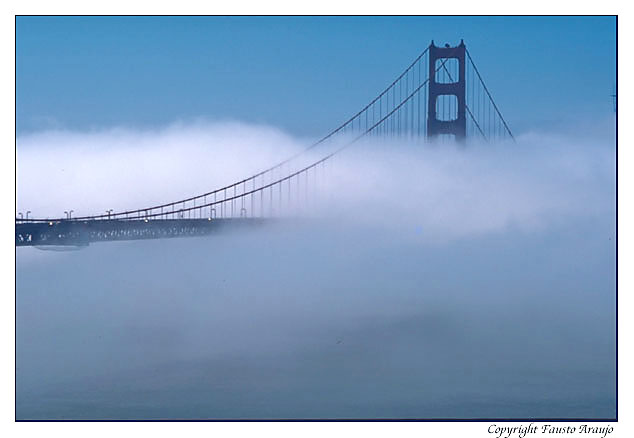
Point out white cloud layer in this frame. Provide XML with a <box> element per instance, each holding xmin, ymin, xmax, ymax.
<box><xmin>17</xmin><ymin>119</ymin><xmax>615</xmax><ymax>240</ymax></box>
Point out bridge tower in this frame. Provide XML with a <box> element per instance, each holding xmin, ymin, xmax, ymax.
<box><xmin>427</xmin><ymin>40</ymin><xmax>466</xmax><ymax>141</ymax></box>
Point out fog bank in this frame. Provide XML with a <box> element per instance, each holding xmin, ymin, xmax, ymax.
<box><xmin>16</xmin><ymin>120</ymin><xmax>616</xmax><ymax>419</ymax></box>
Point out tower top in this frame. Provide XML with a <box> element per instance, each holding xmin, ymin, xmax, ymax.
<box><xmin>429</xmin><ymin>39</ymin><xmax>466</xmax><ymax>49</ymax></box>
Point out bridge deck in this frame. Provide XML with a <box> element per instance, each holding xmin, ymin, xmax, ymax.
<box><xmin>15</xmin><ymin>218</ymin><xmax>269</xmax><ymax>247</ymax></box>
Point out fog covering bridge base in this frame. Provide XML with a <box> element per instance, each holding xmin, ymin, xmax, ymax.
<box><xmin>15</xmin><ymin>218</ymin><xmax>271</xmax><ymax>247</ymax></box>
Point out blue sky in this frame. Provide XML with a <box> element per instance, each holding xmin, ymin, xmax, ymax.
<box><xmin>16</xmin><ymin>16</ymin><xmax>616</xmax><ymax>137</ymax></box>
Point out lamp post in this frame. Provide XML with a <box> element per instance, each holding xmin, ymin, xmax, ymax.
<box><xmin>26</xmin><ymin>211</ymin><xmax>31</xmax><ymax>220</ymax></box>
<box><xmin>106</xmin><ymin>209</ymin><xmax>113</xmax><ymax>219</ymax></box>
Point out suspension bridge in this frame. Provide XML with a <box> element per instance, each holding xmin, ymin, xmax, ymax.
<box><xmin>15</xmin><ymin>40</ymin><xmax>513</xmax><ymax>248</ymax></box>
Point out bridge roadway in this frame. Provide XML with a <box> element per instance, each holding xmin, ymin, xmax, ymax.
<box><xmin>15</xmin><ymin>218</ymin><xmax>270</xmax><ymax>247</ymax></box>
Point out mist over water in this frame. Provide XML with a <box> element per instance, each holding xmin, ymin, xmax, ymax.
<box><xmin>16</xmin><ymin>120</ymin><xmax>616</xmax><ymax>419</ymax></box>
